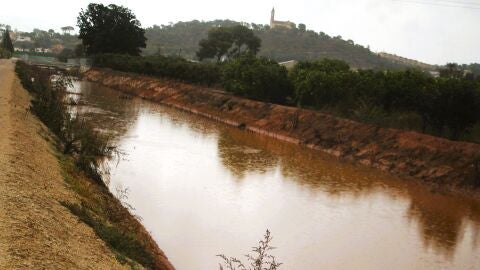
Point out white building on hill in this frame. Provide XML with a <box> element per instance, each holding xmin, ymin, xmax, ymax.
<box><xmin>270</xmin><ymin>7</ymin><xmax>296</xmax><ymax>29</ymax></box>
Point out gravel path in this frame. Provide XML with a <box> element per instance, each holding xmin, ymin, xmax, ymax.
<box><xmin>0</xmin><ymin>59</ymin><xmax>130</xmax><ymax>270</ymax></box>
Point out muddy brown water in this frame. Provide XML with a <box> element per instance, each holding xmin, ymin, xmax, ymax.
<box><xmin>68</xmin><ymin>80</ymin><xmax>480</xmax><ymax>270</ymax></box>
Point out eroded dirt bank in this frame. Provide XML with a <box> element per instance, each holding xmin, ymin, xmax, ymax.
<box><xmin>0</xmin><ymin>60</ymin><xmax>174</xmax><ymax>269</ymax></box>
<box><xmin>84</xmin><ymin>68</ymin><xmax>480</xmax><ymax>191</ymax></box>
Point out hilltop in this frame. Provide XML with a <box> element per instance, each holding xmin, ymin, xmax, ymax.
<box><xmin>144</xmin><ymin>20</ymin><xmax>407</xmax><ymax>70</ymax></box>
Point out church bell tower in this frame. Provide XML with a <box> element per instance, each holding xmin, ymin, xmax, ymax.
<box><xmin>270</xmin><ymin>7</ymin><xmax>275</xmax><ymax>26</ymax></box>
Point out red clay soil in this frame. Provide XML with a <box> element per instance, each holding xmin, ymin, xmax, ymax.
<box><xmin>83</xmin><ymin>68</ymin><xmax>480</xmax><ymax>191</ymax></box>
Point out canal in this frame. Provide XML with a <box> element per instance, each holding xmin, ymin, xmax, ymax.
<box><xmin>69</xmin><ymin>80</ymin><xmax>480</xmax><ymax>270</ymax></box>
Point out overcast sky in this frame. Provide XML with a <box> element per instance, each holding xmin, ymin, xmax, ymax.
<box><xmin>1</xmin><ymin>0</ymin><xmax>479</xmax><ymax>65</ymax></box>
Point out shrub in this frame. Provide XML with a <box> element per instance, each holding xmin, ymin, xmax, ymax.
<box><xmin>57</xmin><ymin>48</ymin><xmax>75</xmax><ymax>62</ymax></box>
<box><xmin>290</xmin><ymin>59</ymin><xmax>480</xmax><ymax>140</ymax></box>
<box><xmin>0</xmin><ymin>48</ymin><xmax>12</xmax><ymax>59</ymax></box>
<box><xmin>93</xmin><ymin>53</ymin><xmax>221</xmax><ymax>86</ymax></box>
<box><xmin>217</xmin><ymin>230</ymin><xmax>282</xmax><ymax>270</ymax></box>
<box><xmin>15</xmin><ymin>61</ymin><xmax>114</xmax><ymax>185</ymax></box>
<box><xmin>221</xmin><ymin>54</ymin><xmax>292</xmax><ymax>103</ymax></box>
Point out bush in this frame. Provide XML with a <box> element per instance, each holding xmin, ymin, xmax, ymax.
<box><xmin>290</xmin><ymin>59</ymin><xmax>480</xmax><ymax>140</ymax></box>
<box><xmin>93</xmin><ymin>53</ymin><xmax>221</xmax><ymax>86</ymax></box>
<box><xmin>15</xmin><ymin>61</ymin><xmax>114</xmax><ymax>185</ymax></box>
<box><xmin>221</xmin><ymin>54</ymin><xmax>292</xmax><ymax>103</ymax></box>
<box><xmin>57</xmin><ymin>48</ymin><xmax>75</xmax><ymax>62</ymax></box>
<box><xmin>0</xmin><ymin>48</ymin><xmax>12</xmax><ymax>59</ymax></box>
<box><xmin>217</xmin><ymin>229</ymin><xmax>281</xmax><ymax>270</ymax></box>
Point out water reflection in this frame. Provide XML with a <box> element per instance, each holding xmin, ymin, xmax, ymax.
<box><xmin>405</xmin><ymin>187</ymin><xmax>480</xmax><ymax>257</ymax></box>
<box><xmin>68</xmin><ymin>80</ymin><xmax>141</xmax><ymax>141</ymax></box>
<box><xmin>70</xmin><ymin>80</ymin><xmax>480</xmax><ymax>270</ymax></box>
<box><xmin>218</xmin><ymin>126</ymin><xmax>480</xmax><ymax>256</ymax></box>
<box><xmin>217</xmin><ymin>131</ymin><xmax>278</xmax><ymax>178</ymax></box>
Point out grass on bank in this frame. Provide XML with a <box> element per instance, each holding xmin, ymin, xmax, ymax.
<box><xmin>15</xmin><ymin>61</ymin><xmax>165</xmax><ymax>269</ymax></box>
<box><xmin>59</xmin><ymin>155</ymin><xmax>158</xmax><ymax>269</ymax></box>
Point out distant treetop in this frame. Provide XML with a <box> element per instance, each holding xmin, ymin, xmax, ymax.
<box><xmin>196</xmin><ymin>25</ymin><xmax>261</xmax><ymax>61</ymax></box>
<box><xmin>77</xmin><ymin>3</ymin><xmax>146</xmax><ymax>56</ymax></box>
<box><xmin>1</xmin><ymin>29</ymin><xmax>14</xmax><ymax>53</ymax></box>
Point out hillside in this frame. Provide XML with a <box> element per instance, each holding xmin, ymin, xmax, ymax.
<box><xmin>144</xmin><ymin>20</ymin><xmax>406</xmax><ymax>70</ymax></box>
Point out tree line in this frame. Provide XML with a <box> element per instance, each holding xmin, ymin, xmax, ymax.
<box><xmin>289</xmin><ymin>60</ymin><xmax>480</xmax><ymax>140</ymax></box>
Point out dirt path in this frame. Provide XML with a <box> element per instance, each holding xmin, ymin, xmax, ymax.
<box><xmin>0</xmin><ymin>59</ymin><xmax>131</xmax><ymax>269</ymax></box>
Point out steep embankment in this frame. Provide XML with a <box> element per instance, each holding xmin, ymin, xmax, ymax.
<box><xmin>84</xmin><ymin>68</ymin><xmax>480</xmax><ymax>192</ymax></box>
<box><xmin>0</xmin><ymin>60</ymin><xmax>174</xmax><ymax>270</ymax></box>
<box><xmin>0</xmin><ymin>60</ymin><xmax>128</xmax><ymax>269</ymax></box>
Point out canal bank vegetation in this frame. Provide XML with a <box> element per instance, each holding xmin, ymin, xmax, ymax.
<box><xmin>94</xmin><ymin>53</ymin><xmax>221</xmax><ymax>86</ymax></box>
<box><xmin>15</xmin><ymin>61</ymin><xmax>112</xmax><ymax>183</ymax></box>
<box><xmin>15</xmin><ymin>61</ymin><xmax>174</xmax><ymax>270</ymax></box>
<box><xmin>91</xmin><ymin>53</ymin><xmax>480</xmax><ymax>143</ymax></box>
<box><xmin>289</xmin><ymin>60</ymin><xmax>480</xmax><ymax>142</ymax></box>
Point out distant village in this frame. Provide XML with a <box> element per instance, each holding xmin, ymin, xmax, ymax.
<box><xmin>0</xmin><ymin>24</ymin><xmax>76</xmax><ymax>55</ymax></box>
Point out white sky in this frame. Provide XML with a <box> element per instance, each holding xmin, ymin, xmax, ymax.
<box><xmin>1</xmin><ymin>0</ymin><xmax>479</xmax><ymax>65</ymax></box>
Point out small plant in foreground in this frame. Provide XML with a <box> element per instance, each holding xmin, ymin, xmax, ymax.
<box><xmin>217</xmin><ymin>229</ymin><xmax>282</xmax><ymax>270</ymax></box>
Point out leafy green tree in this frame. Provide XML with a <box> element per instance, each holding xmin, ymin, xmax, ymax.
<box><xmin>438</xmin><ymin>79</ymin><xmax>478</xmax><ymax>139</ymax></box>
<box><xmin>57</xmin><ymin>48</ymin><xmax>75</xmax><ymax>62</ymax></box>
<box><xmin>74</xmin><ymin>43</ymin><xmax>85</xmax><ymax>57</ymax></box>
<box><xmin>196</xmin><ymin>25</ymin><xmax>261</xmax><ymax>61</ymax></box>
<box><xmin>439</xmin><ymin>63</ymin><xmax>463</xmax><ymax>79</ymax></box>
<box><xmin>61</xmin><ymin>26</ymin><xmax>74</xmax><ymax>35</ymax></box>
<box><xmin>221</xmin><ymin>54</ymin><xmax>292</xmax><ymax>103</ymax></box>
<box><xmin>382</xmin><ymin>69</ymin><xmax>432</xmax><ymax>112</ymax></box>
<box><xmin>2</xmin><ymin>29</ymin><xmax>14</xmax><ymax>53</ymax></box>
<box><xmin>77</xmin><ymin>3</ymin><xmax>146</xmax><ymax>56</ymax></box>
<box><xmin>197</xmin><ymin>27</ymin><xmax>233</xmax><ymax>62</ymax></box>
<box><xmin>292</xmin><ymin>59</ymin><xmax>350</xmax><ymax>75</ymax></box>
<box><xmin>298</xmin><ymin>23</ymin><xmax>306</xmax><ymax>32</ymax></box>
<box><xmin>290</xmin><ymin>59</ymin><xmax>352</xmax><ymax>107</ymax></box>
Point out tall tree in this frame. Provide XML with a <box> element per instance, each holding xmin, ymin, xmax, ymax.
<box><xmin>2</xmin><ymin>29</ymin><xmax>14</xmax><ymax>53</ymax></box>
<box><xmin>196</xmin><ymin>25</ymin><xmax>261</xmax><ymax>61</ymax></box>
<box><xmin>298</xmin><ymin>23</ymin><xmax>306</xmax><ymax>32</ymax></box>
<box><xmin>439</xmin><ymin>63</ymin><xmax>463</xmax><ymax>79</ymax></box>
<box><xmin>77</xmin><ymin>3</ymin><xmax>146</xmax><ymax>56</ymax></box>
<box><xmin>61</xmin><ymin>26</ymin><xmax>75</xmax><ymax>35</ymax></box>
